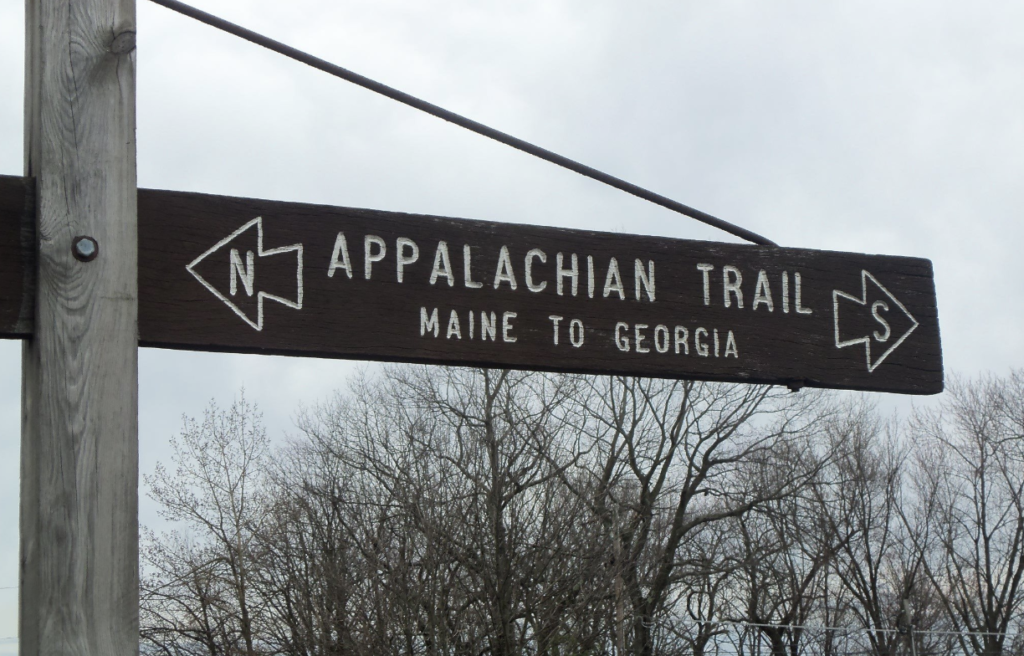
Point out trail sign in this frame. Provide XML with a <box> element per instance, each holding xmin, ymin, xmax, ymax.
<box><xmin>0</xmin><ymin>175</ymin><xmax>942</xmax><ymax>394</ymax></box>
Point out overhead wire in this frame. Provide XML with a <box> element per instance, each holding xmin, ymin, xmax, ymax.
<box><xmin>676</xmin><ymin>619</ymin><xmax>1021</xmax><ymax>641</ymax></box>
<box><xmin>145</xmin><ymin>0</ymin><xmax>777</xmax><ymax>247</ymax></box>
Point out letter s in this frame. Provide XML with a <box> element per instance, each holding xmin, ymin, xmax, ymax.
<box><xmin>872</xmin><ymin>301</ymin><xmax>891</xmax><ymax>342</ymax></box>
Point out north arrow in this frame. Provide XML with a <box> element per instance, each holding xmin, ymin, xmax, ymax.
<box><xmin>833</xmin><ymin>270</ymin><xmax>919</xmax><ymax>372</ymax></box>
<box><xmin>186</xmin><ymin>217</ymin><xmax>303</xmax><ymax>331</ymax></box>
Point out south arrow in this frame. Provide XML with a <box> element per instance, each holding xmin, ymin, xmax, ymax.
<box><xmin>833</xmin><ymin>270</ymin><xmax>918</xmax><ymax>372</ymax></box>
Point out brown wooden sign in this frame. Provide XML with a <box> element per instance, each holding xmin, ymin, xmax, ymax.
<box><xmin>0</xmin><ymin>175</ymin><xmax>943</xmax><ymax>394</ymax></box>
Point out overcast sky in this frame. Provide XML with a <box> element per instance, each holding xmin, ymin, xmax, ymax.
<box><xmin>1</xmin><ymin>0</ymin><xmax>1023</xmax><ymax>648</ymax></box>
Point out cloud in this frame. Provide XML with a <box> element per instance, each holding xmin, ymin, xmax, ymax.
<box><xmin>0</xmin><ymin>0</ymin><xmax>1021</xmax><ymax>640</ymax></box>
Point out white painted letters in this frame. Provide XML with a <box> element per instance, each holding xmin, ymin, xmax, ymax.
<box><xmin>698</xmin><ymin>263</ymin><xmax>714</xmax><ymax>306</ymax></box>
<box><xmin>396</xmin><ymin>237</ymin><xmax>419</xmax><ymax>283</ymax></box>
<box><xmin>481</xmin><ymin>311</ymin><xmax>497</xmax><ymax>341</ymax></box>
<box><xmin>725</xmin><ymin>331</ymin><xmax>739</xmax><ymax>358</ymax></box>
<box><xmin>723</xmin><ymin>266</ymin><xmax>743</xmax><ymax>308</ymax></box>
<box><xmin>654</xmin><ymin>325</ymin><xmax>670</xmax><ymax>353</ymax></box>
<box><xmin>695</xmin><ymin>328</ymin><xmax>709</xmax><ymax>357</ymax></box>
<box><xmin>420</xmin><ymin>307</ymin><xmax>439</xmax><ymax>337</ymax></box>
<box><xmin>872</xmin><ymin>301</ymin><xmax>891</xmax><ymax>342</ymax></box>
<box><xmin>446</xmin><ymin>310</ymin><xmax>462</xmax><ymax>339</ymax></box>
<box><xmin>753</xmin><ymin>270</ymin><xmax>774</xmax><ymax>312</ymax></box>
<box><xmin>604</xmin><ymin>258</ymin><xmax>625</xmax><ymax>300</ymax></box>
<box><xmin>229</xmin><ymin>248</ymin><xmax>255</xmax><ymax>297</ymax></box>
<box><xmin>695</xmin><ymin>265</ymin><xmax>811</xmax><ymax>318</ymax></box>
<box><xmin>795</xmin><ymin>272</ymin><xmax>813</xmax><ymax>315</ymax></box>
<box><xmin>430</xmin><ymin>241</ymin><xmax>454</xmax><ymax>286</ymax></box>
<box><xmin>549</xmin><ymin>315</ymin><xmax>563</xmax><ymax>345</ymax></box>
<box><xmin>635</xmin><ymin>259</ymin><xmax>655</xmax><ymax>302</ymax></box>
<box><xmin>493</xmin><ymin>246</ymin><xmax>518</xmax><ymax>290</ymax></box>
<box><xmin>327</xmin><ymin>233</ymin><xmax>353</xmax><ymax>279</ymax></box>
<box><xmin>587</xmin><ymin>256</ymin><xmax>595</xmax><ymax>298</ymax></box>
<box><xmin>525</xmin><ymin>249</ymin><xmax>548</xmax><ymax>292</ymax></box>
<box><xmin>502</xmin><ymin>312</ymin><xmax>517</xmax><ymax>343</ymax></box>
<box><xmin>364</xmin><ymin>235</ymin><xmax>386</xmax><ymax>280</ymax></box>
<box><xmin>674</xmin><ymin>327</ymin><xmax>689</xmax><ymax>354</ymax></box>
<box><xmin>419</xmin><ymin>307</ymin><xmax>522</xmax><ymax>345</ymax></box>
<box><xmin>615</xmin><ymin>322</ymin><xmax>630</xmax><ymax>352</ymax></box>
<box><xmin>606</xmin><ymin>322</ymin><xmax>737</xmax><ymax>359</ymax></box>
<box><xmin>557</xmin><ymin>252</ymin><xmax>579</xmax><ymax>297</ymax></box>
<box><xmin>569</xmin><ymin>319</ymin><xmax>584</xmax><ymax>347</ymax></box>
<box><xmin>634</xmin><ymin>324</ymin><xmax>650</xmax><ymax>353</ymax></box>
<box><xmin>464</xmin><ymin>245</ymin><xmax>483</xmax><ymax>289</ymax></box>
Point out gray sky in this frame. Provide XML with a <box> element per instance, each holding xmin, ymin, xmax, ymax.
<box><xmin>1</xmin><ymin>0</ymin><xmax>1023</xmax><ymax>647</ymax></box>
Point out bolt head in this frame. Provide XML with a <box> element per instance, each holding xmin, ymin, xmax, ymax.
<box><xmin>72</xmin><ymin>236</ymin><xmax>99</xmax><ymax>262</ymax></box>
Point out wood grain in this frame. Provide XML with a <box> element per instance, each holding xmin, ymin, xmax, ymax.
<box><xmin>0</xmin><ymin>176</ymin><xmax>942</xmax><ymax>392</ymax></box>
<box><xmin>21</xmin><ymin>0</ymin><xmax>139</xmax><ymax>653</ymax></box>
<box><xmin>134</xmin><ymin>188</ymin><xmax>941</xmax><ymax>395</ymax></box>
<box><xmin>0</xmin><ymin>176</ymin><xmax>944</xmax><ymax>395</ymax></box>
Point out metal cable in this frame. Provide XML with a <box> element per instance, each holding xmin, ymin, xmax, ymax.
<box><xmin>677</xmin><ymin>620</ymin><xmax>1021</xmax><ymax>640</ymax></box>
<box><xmin>146</xmin><ymin>0</ymin><xmax>777</xmax><ymax>246</ymax></box>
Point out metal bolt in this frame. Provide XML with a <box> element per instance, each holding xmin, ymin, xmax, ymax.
<box><xmin>72</xmin><ymin>236</ymin><xmax>99</xmax><ymax>262</ymax></box>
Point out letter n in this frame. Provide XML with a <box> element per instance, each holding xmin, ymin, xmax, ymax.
<box><xmin>230</xmin><ymin>248</ymin><xmax>255</xmax><ymax>297</ymax></box>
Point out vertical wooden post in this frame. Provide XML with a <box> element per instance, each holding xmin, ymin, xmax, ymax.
<box><xmin>21</xmin><ymin>0</ymin><xmax>139</xmax><ymax>653</ymax></box>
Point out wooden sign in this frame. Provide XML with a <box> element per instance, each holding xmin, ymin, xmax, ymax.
<box><xmin>0</xmin><ymin>175</ymin><xmax>943</xmax><ymax>394</ymax></box>
<box><xmin>0</xmin><ymin>177</ymin><xmax>33</xmax><ymax>336</ymax></box>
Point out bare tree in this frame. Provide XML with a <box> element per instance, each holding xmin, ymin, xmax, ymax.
<box><xmin>294</xmin><ymin>366</ymin><xmax>607</xmax><ymax>656</ymax></box>
<box><xmin>664</xmin><ymin>522</ymin><xmax>734</xmax><ymax>656</ymax></box>
<box><xmin>560</xmin><ymin>377</ymin><xmax>831</xmax><ymax>656</ymax></box>
<box><xmin>815</xmin><ymin>401</ymin><xmax>916</xmax><ymax>656</ymax></box>
<box><xmin>256</xmin><ymin>433</ymin><xmax>366</xmax><ymax>655</ymax></box>
<box><xmin>142</xmin><ymin>393</ymin><xmax>270</xmax><ymax>656</ymax></box>
<box><xmin>141</xmin><ymin>531</ymin><xmax>242</xmax><ymax>656</ymax></box>
<box><xmin>727</xmin><ymin>459</ymin><xmax>838</xmax><ymax>656</ymax></box>
<box><xmin>138</xmin><ymin>368</ymin><xmax>1013</xmax><ymax>656</ymax></box>
<box><xmin>905</xmin><ymin>370</ymin><xmax>1024</xmax><ymax>656</ymax></box>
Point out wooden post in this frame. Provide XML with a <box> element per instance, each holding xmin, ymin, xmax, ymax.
<box><xmin>21</xmin><ymin>0</ymin><xmax>139</xmax><ymax>653</ymax></box>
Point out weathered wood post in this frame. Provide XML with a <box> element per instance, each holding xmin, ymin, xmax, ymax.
<box><xmin>21</xmin><ymin>0</ymin><xmax>139</xmax><ymax>653</ymax></box>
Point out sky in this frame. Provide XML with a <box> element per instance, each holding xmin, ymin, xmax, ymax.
<box><xmin>1</xmin><ymin>0</ymin><xmax>1023</xmax><ymax>648</ymax></box>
